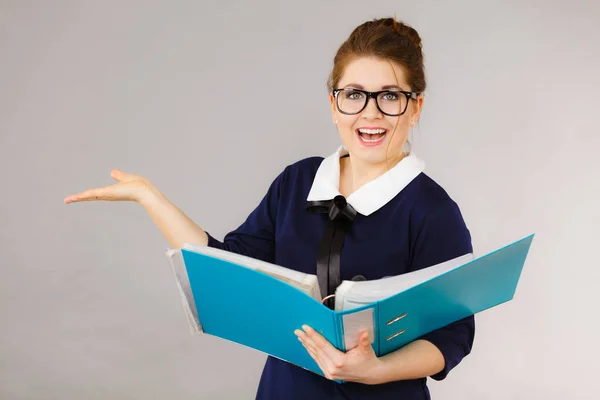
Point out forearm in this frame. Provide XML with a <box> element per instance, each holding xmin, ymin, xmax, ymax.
<box><xmin>140</xmin><ymin>189</ymin><xmax>208</xmax><ymax>249</ymax></box>
<box><xmin>371</xmin><ymin>339</ymin><xmax>444</xmax><ymax>384</ymax></box>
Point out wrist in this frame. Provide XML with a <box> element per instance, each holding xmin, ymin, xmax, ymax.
<box><xmin>367</xmin><ymin>355</ymin><xmax>399</xmax><ymax>385</ymax></box>
<box><xmin>361</xmin><ymin>358</ymin><xmax>389</xmax><ymax>385</ymax></box>
<box><xmin>138</xmin><ymin>185</ymin><xmax>165</xmax><ymax>208</ymax></box>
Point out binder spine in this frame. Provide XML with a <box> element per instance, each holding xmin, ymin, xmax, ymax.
<box><xmin>166</xmin><ymin>249</ymin><xmax>203</xmax><ymax>335</ymax></box>
<box><xmin>374</xmin><ymin>302</ymin><xmax>380</xmax><ymax>356</ymax></box>
<box><xmin>334</xmin><ymin>312</ymin><xmax>346</xmax><ymax>352</ymax></box>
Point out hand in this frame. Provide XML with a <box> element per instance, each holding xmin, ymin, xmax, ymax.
<box><xmin>294</xmin><ymin>325</ymin><xmax>383</xmax><ymax>384</ymax></box>
<box><xmin>64</xmin><ymin>169</ymin><xmax>159</xmax><ymax>205</ymax></box>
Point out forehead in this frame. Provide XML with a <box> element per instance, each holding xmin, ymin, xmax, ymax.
<box><xmin>337</xmin><ymin>56</ymin><xmax>409</xmax><ymax>90</ymax></box>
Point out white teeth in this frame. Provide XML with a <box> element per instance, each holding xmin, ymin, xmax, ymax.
<box><xmin>358</xmin><ymin>128</ymin><xmax>386</xmax><ymax>134</ymax></box>
<box><xmin>357</xmin><ymin>128</ymin><xmax>386</xmax><ymax>143</ymax></box>
<box><xmin>360</xmin><ymin>134</ymin><xmax>386</xmax><ymax>143</ymax></box>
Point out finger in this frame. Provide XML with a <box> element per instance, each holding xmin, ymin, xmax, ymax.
<box><xmin>111</xmin><ymin>169</ymin><xmax>124</xmax><ymax>182</ymax></box>
<box><xmin>295</xmin><ymin>329</ymin><xmax>317</xmax><ymax>354</ymax></box>
<box><xmin>296</xmin><ymin>330</ymin><xmax>330</xmax><ymax>366</ymax></box>
<box><xmin>296</xmin><ymin>329</ymin><xmax>322</xmax><ymax>359</ymax></box>
<box><xmin>358</xmin><ymin>330</ymin><xmax>373</xmax><ymax>352</ymax></box>
<box><xmin>64</xmin><ymin>193</ymin><xmax>87</xmax><ymax>204</ymax></box>
<box><xmin>360</xmin><ymin>330</ymin><xmax>370</xmax><ymax>346</ymax></box>
<box><xmin>111</xmin><ymin>169</ymin><xmax>142</xmax><ymax>183</ymax></box>
<box><xmin>300</xmin><ymin>326</ymin><xmax>346</xmax><ymax>374</ymax></box>
<box><xmin>300</xmin><ymin>339</ymin><xmax>319</xmax><ymax>360</ymax></box>
<box><xmin>302</xmin><ymin>325</ymin><xmax>344</xmax><ymax>362</ymax></box>
<box><xmin>64</xmin><ymin>184</ymin><xmax>119</xmax><ymax>203</ymax></box>
<box><xmin>299</xmin><ymin>338</ymin><xmax>331</xmax><ymax>379</ymax></box>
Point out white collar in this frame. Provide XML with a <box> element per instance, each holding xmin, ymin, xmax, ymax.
<box><xmin>306</xmin><ymin>146</ymin><xmax>425</xmax><ymax>216</ymax></box>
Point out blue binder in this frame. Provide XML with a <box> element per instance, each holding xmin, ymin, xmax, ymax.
<box><xmin>173</xmin><ymin>234</ymin><xmax>534</xmax><ymax>380</ymax></box>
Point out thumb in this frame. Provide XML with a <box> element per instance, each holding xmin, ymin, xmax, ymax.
<box><xmin>359</xmin><ymin>330</ymin><xmax>370</xmax><ymax>349</ymax></box>
<box><xmin>111</xmin><ymin>169</ymin><xmax>139</xmax><ymax>183</ymax></box>
<box><xmin>111</xmin><ymin>169</ymin><xmax>124</xmax><ymax>181</ymax></box>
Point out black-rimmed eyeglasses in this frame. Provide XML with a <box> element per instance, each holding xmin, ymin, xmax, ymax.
<box><xmin>332</xmin><ymin>88</ymin><xmax>418</xmax><ymax>116</ymax></box>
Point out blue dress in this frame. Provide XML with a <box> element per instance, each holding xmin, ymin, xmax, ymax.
<box><xmin>206</xmin><ymin>147</ymin><xmax>474</xmax><ymax>399</ymax></box>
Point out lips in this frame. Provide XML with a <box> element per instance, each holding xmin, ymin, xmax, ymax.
<box><xmin>356</xmin><ymin>127</ymin><xmax>387</xmax><ymax>144</ymax></box>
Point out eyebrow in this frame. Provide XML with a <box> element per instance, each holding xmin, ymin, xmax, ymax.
<box><xmin>343</xmin><ymin>83</ymin><xmax>405</xmax><ymax>91</ymax></box>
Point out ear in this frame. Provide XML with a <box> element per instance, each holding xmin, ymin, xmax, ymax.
<box><xmin>410</xmin><ymin>95</ymin><xmax>424</xmax><ymax>126</ymax></box>
<box><xmin>329</xmin><ymin>93</ymin><xmax>337</xmax><ymax>125</ymax></box>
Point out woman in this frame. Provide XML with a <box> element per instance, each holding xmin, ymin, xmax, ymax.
<box><xmin>65</xmin><ymin>17</ymin><xmax>474</xmax><ymax>400</ymax></box>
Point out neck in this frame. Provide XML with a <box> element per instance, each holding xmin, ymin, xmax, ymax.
<box><xmin>341</xmin><ymin>152</ymin><xmax>406</xmax><ymax>195</ymax></box>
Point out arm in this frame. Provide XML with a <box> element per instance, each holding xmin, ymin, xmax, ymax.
<box><xmin>297</xmin><ymin>326</ymin><xmax>446</xmax><ymax>385</ymax></box>
<box><xmin>144</xmin><ymin>166</ymin><xmax>285</xmax><ymax>259</ymax></box>
<box><xmin>64</xmin><ymin>166</ymin><xmax>284</xmax><ymax>260</ymax></box>
<box><xmin>297</xmin><ymin>198</ymin><xmax>474</xmax><ymax>384</ymax></box>
<box><xmin>64</xmin><ymin>169</ymin><xmax>210</xmax><ymax>249</ymax></box>
<box><xmin>400</xmin><ymin>198</ymin><xmax>475</xmax><ymax>381</ymax></box>
<box><xmin>141</xmin><ymin>188</ymin><xmax>209</xmax><ymax>249</ymax></box>
<box><xmin>371</xmin><ymin>339</ymin><xmax>445</xmax><ymax>384</ymax></box>
<box><xmin>364</xmin><ymin>198</ymin><xmax>475</xmax><ymax>383</ymax></box>
<box><xmin>362</xmin><ymin>198</ymin><xmax>475</xmax><ymax>383</ymax></box>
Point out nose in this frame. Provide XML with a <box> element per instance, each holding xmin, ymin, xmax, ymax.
<box><xmin>361</xmin><ymin>95</ymin><xmax>383</xmax><ymax>119</ymax></box>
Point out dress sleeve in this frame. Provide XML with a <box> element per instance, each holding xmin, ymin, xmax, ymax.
<box><xmin>204</xmin><ymin>167</ymin><xmax>288</xmax><ymax>264</ymax></box>
<box><xmin>409</xmin><ymin>199</ymin><xmax>475</xmax><ymax>381</ymax></box>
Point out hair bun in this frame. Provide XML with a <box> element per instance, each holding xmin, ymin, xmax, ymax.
<box><xmin>392</xmin><ymin>18</ymin><xmax>422</xmax><ymax>49</ymax></box>
<box><xmin>328</xmin><ymin>16</ymin><xmax>427</xmax><ymax>94</ymax></box>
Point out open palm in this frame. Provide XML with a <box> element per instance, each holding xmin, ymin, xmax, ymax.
<box><xmin>64</xmin><ymin>169</ymin><xmax>155</xmax><ymax>204</ymax></box>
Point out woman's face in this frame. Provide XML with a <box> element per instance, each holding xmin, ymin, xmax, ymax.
<box><xmin>330</xmin><ymin>56</ymin><xmax>423</xmax><ymax>165</ymax></box>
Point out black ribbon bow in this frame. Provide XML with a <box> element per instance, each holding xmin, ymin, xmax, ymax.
<box><xmin>306</xmin><ymin>195</ymin><xmax>357</xmax><ymax>309</ymax></box>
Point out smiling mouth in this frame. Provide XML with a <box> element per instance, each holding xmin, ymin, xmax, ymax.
<box><xmin>356</xmin><ymin>128</ymin><xmax>387</xmax><ymax>143</ymax></box>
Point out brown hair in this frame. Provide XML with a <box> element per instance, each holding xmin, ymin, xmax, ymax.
<box><xmin>327</xmin><ymin>17</ymin><xmax>426</xmax><ymax>94</ymax></box>
<box><xmin>328</xmin><ymin>17</ymin><xmax>426</xmax><ymax>163</ymax></box>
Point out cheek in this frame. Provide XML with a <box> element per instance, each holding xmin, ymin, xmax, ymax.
<box><xmin>389</xmin><ymin>116</ymin><xmax>410</xmax><ymax>133</ymax></box>
<box><xmin>338</xmin><ymin>117</ymin><xmax>359</xmax><ymax>134</ymax></box>
<box><xmin>388</xmin><ymin>120</ymin><xmax>411</xmax><ymax>144</ymax></box>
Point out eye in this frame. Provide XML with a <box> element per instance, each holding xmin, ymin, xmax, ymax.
<box><xmin>344</xmin><ymin>90</ymin><xmax>365</xmax><ymax>100</ymax></box>
<box><xmin>381</xmin><ymin>92</ymin><xmax>400</xmax><ymax>101</ymax></box>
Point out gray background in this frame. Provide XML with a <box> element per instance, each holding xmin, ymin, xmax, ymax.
<box><xmin>1</xmin><ymin>0</ymin><xmax>599</xmax><ymax>399</ymax></box>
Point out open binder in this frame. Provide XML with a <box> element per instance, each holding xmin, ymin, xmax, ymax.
<box><xmin>166</xmin><ymin>234</ymin><xmax>534</xmax><ymax>381</ymax></box>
